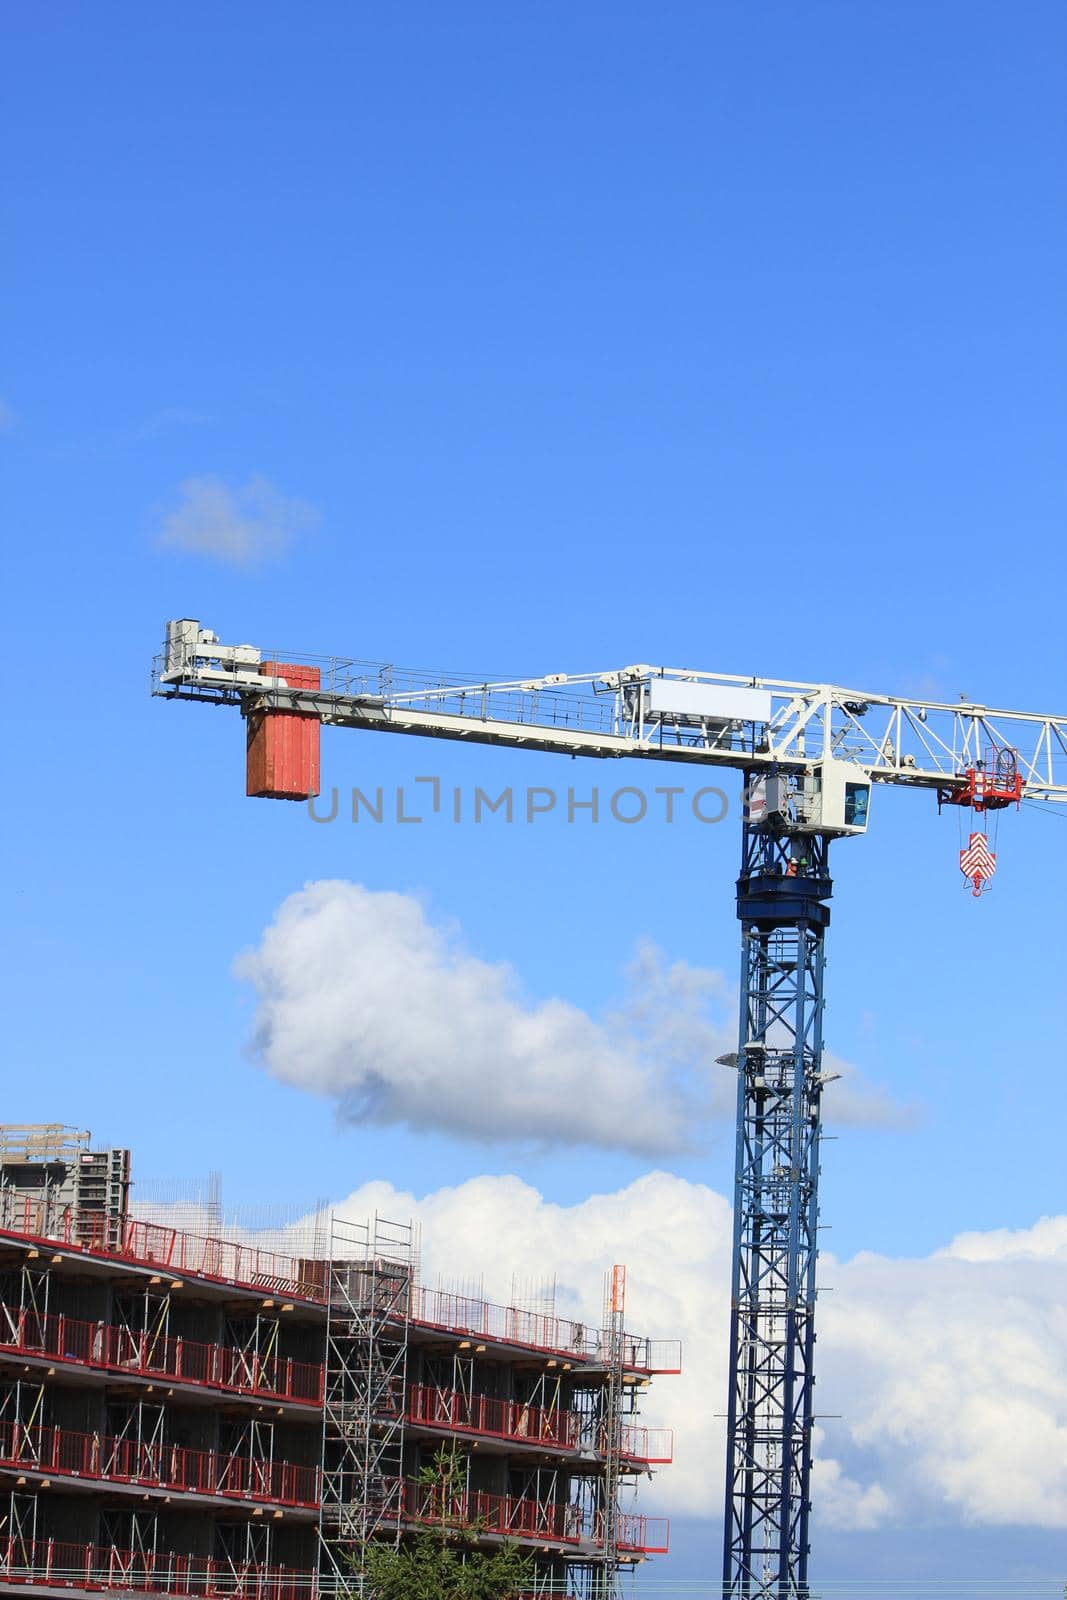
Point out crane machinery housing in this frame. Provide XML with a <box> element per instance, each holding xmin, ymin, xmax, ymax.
<box><xmin>153</xmin><ymin>618</ymin><xmax>1067</xmax><ymax>1600</ymax></box>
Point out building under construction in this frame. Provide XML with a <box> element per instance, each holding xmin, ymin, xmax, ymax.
<box><xmin>0</xmin><ymin>1127</ymin><xmax>679</xmax><ymax>1599</ymax></box>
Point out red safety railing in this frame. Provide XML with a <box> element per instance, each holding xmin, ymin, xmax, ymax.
<box><xmin>399</xmin><ymin>1479</ymin><xmax>669</xmax><ymax>1554</ymax></box>
<box><xmin>409</xmin><ymin>1285</ymin><xmax>682</xmax><ymax>1372</ymax></box>
<box><xmin>405</xmin><ymin>1384</ymin><xmax>672</xmax><ymax>1464</ymax></box>
<box><xmin>0</xmin><ymin>1536</ymin><xmax>316</xmax><ymax>1598</ymax></box>
<box><xmin>0</xmin><ymin>1536</ymin><xmax>599</xmax><ymax>1600</ymax></box>
<box><xmin>406</xmin><ymin>1384</ymin><xmax>580</xmax><ymax>1451</ymax></box>
<box><xmin>409</xmin><ymin>1287</ymin><xmax>599</xmax><ymax>1359</ymax></box>
<box><xmin>0</xmin><ymin>1305</ymin><xmax>323</xmax><ymax>1406</ymax></box>
<box><xmin>0</xmin><ymin>1202</ymin><xmax>681</xmax><ymax>1374</ymax></box>
<box><xmin>630</xmin><ymin>1339</ymin><xmax>683</xmax><ymax>1375</ymax></box>
<box><xmin>621</xmin><ymin>1422</ymin><xmax>674</xmax><ymax>1465</ymax></box>
<box><xmin>0</xmin><ymin>1420</ymin><xmax>320</xmax><ymax>1509</ymax></box>
<box><xmin>0</xmin><ymin>1203</ymin><xmax>322</xmax><ymax>1304</ymax></box>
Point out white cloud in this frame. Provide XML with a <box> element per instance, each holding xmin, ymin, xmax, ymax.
<box><xmin>811</xmin><ymin>1449</ymin><xmax>893</xmax><ymax>1531</ymax></box>
<box><xmin>235</xmin><ymin>881</ymin><xmax>914</xmax><ymax>1153</ymax></box>
<box><xmin>156</xmin><ymin>473</ymin><xmax>316</xmax><ymax>566</ymax></box>
<box><xmin>256</xmin><ymin>1172</ymin><xmax>1067</xmax><ymax>1533</ymax></box>
<box><xmin>235</xmin><ymin>883</ymin><xmax>712</xmax><ymax>1155</ymax></box>
<box><xmin>938</xmin><ymin>1214</ymin><xmax>1067</xmax><ymax>1263</ymax></box>
<box><xmin>820</xmin><ymin>1233</ymin><xmax>1067</xmax><ymax>1528</ymax></box>
<box><xmin>822</xmin><ymin>1050</ymin><xmax>920</xmax><ymax>1131</ymax></box>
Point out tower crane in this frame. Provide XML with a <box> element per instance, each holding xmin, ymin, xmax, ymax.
<box><xmin>153</xmin><ymin>618</ymin><xmax>1067</xmax><ymax>1599</ymax></box>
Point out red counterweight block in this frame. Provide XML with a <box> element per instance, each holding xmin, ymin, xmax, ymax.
<box><xmin>246</xmin><ymin>662</ymin><xmax>321</xmax><ymax>800</ymax></box>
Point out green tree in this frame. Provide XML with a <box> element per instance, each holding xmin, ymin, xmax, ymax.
<box><xmin>358</xmin><ymin>1447</ymin><xmax>535</xmax><ymax>1600</ymax></box>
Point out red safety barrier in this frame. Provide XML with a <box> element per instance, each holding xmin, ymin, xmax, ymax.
<box><xmin>0</xmin><ymin>1203</ymin><xmax>322</xmax><ymax>1304</ymax></box>
<box><xmin>0</xmin><ymin>1201</ymin><xmax>681</xmax><ymax>1373</ymax></box>
<box><xmin>0</xmin><ymin>1535</ymin><xmax>317</xmax><ymax>1598</ymax></box>
<box><xmin>398</xmin><ymin>1478</ymin><xmax>669</xmax><ymax>1554</ymax></box>
<box><xmin>621</xmin><ymin>1423</ymin><xmax>674</xmax><ymax>1464</ymax></box>
<box><xmin>0</xmin><ymin>1420</ymin><xmax>319</xmax><ymax>1509</ymax></box>
<box><xmin>409</xmin><ymin>1285</ymin><xmax>682</xmax><ymax>1373</ymax></box>
<box><xmin>0</xmin><ymin>1304</ymin><xmax>323</xmax><ymax>1405</ymax></box>
<box><xmin>406</xmin><ymin>1384</ymin><xmax>580</xmax><ymax>1451</ymax></box>
<box><xmin>405</xmin><ymin>1385</ymin><xmax>672</xmax><ymax>1465</ymax></box>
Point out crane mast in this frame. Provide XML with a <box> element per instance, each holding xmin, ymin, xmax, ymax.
<box><xmin>723</xmin><ymin>822</ymin><xmax>831</xmax><ymax>1598</ymax></box>
<box><xmin>153</xmin><ymin>620</ymin><xmax>1067</xmax><ymax>1598</ymax></box>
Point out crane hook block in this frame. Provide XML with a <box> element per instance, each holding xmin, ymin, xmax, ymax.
<box><xmin>246</xmin><ymin>662</ymin><xmax>321</xmax><ymax>800</ymax></box>
<box><xmin>960</xmin><ymin>831</ymin><xmax>997</xmax><ymax>898</ymax></box>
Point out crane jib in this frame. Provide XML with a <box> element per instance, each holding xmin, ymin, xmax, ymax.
<box><xmin>153</xmin><ymin>620</ymin><xmax>1067</xmax><ymax>809</ymax></box>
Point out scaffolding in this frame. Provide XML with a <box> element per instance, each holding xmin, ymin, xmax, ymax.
<box><xmin>0</xmin><ymin>1126</ymin><xmax>675</xmax><ymax>1600</ymax></box>
<box><xmin>564</xmin><ymin>1266</ymin><xmax>635</xmax><ymax>1600</ymax></box>
<box><xmin>318</xmin><ymin>1214</ymin><xmax>416</xmax><ymax>1593</ymax></box>
<box><xmin>599</xmin><ymin>1265</ymin><xmax>627</xmax><ymax>1592</ymax></box>
<box><xmin>0</xmin><ymin>1127</ymin><xmax>92</xmax><ymax>1164</ymax></box>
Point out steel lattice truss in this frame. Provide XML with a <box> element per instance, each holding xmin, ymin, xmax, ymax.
<box><xmin>318</xmin><ymin>1215</ymin><xmax>413</xmax><ymax>1594</ymax></box>
<box><xmin>155</xmin><ymin>628</ymin><xmax>1067</xmax><ymax>800</ymax></box>
<box><xmin>722</xmin><ymin>829</ymin><xmax>829</xmax><ymax>1599</ymax></box>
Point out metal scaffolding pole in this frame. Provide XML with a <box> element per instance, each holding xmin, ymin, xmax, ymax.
<box><xmin>319</xmin><ymin>1213</ymin><xmax>414</xmax><ymax>1594</ymax></box>
<box><xmin>566</xmin><ymin>1266</ymin><xmax>634</xmax><ymax>1600</ymax></box>
<box><xmin>722</xmin><ymin>803</ymin><xmax>830</xmax><ymax>1599</ymax></box>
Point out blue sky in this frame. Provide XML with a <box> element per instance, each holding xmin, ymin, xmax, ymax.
<box><xmin>4</xmin><ymin>1</ymin><xmax>1067</xmax><ymax>1588</ymax></box>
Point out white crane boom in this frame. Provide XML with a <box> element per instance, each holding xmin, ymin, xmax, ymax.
<box><xmin>154</xmin><ymin>619</ymin><xmax>1067</xmax><ymax>804</ymax></box>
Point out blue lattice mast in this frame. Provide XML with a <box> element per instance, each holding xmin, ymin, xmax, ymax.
<box><xmin>721</xmin><ymin>807</ymin><xmax>831</xmax><ymax>1598</ymax></box>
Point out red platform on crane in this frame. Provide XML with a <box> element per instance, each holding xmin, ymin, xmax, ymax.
<box><xmin>937</xmin><ymin>748</ymin><xmax>1023</xmax><ymax>813</ymax></box>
